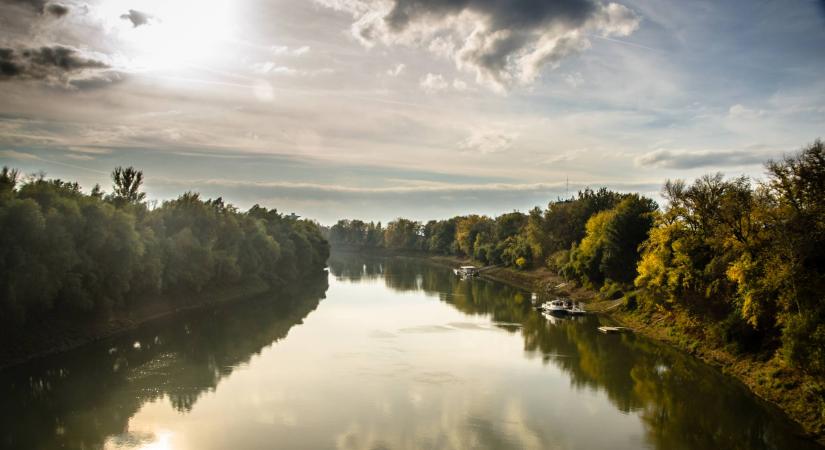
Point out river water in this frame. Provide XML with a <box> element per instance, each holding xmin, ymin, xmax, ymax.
<box><xmin>1</xmin><ymin>254</ymin><xmax>821</xmax><ymax>450</ymax></box>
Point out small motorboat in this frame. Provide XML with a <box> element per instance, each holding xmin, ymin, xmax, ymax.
<box><xmin>454</xmin><ymin>265</ymin><xmax>479</xmax><ymax>278</ymax></box>
<box><xmin>540</xmin><ymin>298</ymin><xmax>587</xmax><ymax>316</ymax></box>
<box><xmin>542</xmin><ymin>299</ymin><xmax>568</xmax><ymax>315</ymax></box>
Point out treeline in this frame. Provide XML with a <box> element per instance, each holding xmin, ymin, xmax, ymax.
<box><xmin>328</xmin><ymin>190</ymin><xmax>657</xmax><ymax>287</ymax></box>
<box><xmin>0</xmin><ymin>166</ymin><xmax>329</xmax><ymax>329</ymax></box>
<box><xmin>330</xmin><ymin>139</ymin><xmax>825</xmax><ymax>375</ymax></box>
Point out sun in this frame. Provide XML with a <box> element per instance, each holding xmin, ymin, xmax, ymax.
<box><xmin>98</xmin><ymin>0</ymin><xmax>238</xmax><ymax>72</ymax></box>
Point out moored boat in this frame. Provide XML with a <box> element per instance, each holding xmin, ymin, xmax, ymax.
<box><xmin>542</xmin><ymin>299</ymin><xmax>568</xmax><ymax>315</ymax></box>
<box><xmin>454</xmin><ymin>265</ymin><xmax>480</xmax><ymax>278</ymax></box>
<box><xmin>540</xmin><ymin>299</ymin><xmax>587</xmax><ymax>316</ymax></box>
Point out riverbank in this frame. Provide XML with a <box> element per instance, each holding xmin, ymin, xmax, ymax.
<box><xmin>0</xmin><ymin>278</ymin><xmax>272</xmax><ymax>370</ymax></box>
<box><xmin>422</xmin><ymin>253</ymin><xmax>824</xmax><ymax>444</ymax></box>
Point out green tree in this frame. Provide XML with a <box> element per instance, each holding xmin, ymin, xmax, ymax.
<box><xmin>110</xmin><ymin>166</ymin><xmax>146</xmax><ymax>206</ymax></box>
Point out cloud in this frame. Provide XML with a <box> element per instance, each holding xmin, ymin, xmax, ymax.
<box><xmin>64</xmin><ymin>153</ymin><xmax>95</xmax><ymax>161</ymax></box>
<box><xmin>387</xmin><ymin>63</ymin><xmax>405</xmax><ymax>76</ymax></box>
<box><xmin>271</xmin><ymin>45</ymin><xmax>311</xmax><ymax>56</ymax></box>
<box><xmin>68</xmin><ymin>70</ymin><xmax>124</xmax><ymax>90</ymax></box>
<box><xmin>459</xmin><ymin>130</ymin><xmax>518</xmax><ymax>154</ymax></box>
<box><xmin>155</xmin><ymin>177</ymin><xmax>600</xmax><ymax>195</ymax></box>
<box><xmin>728</xmin><ymin>103</ymin><xmax>764</xmax><ymax>119</ymax></box>
<box><xmin>45</xmin><ymin>2</ymin><xmax>67</xmax><ymax>16</ymax></box>
<box><xmin>120</xmin><ymin>9</ymin><xmax>152</xmax><ymax>28</ymax></box>
<box><xmin>3</xmin><ymin>0</ymin><xmax>63</xmax><ymax>15</ymax></box>
<box><xmin>542</xmin><ymin>148</ymin><xmax>584</xmax><ymax>164</ymax></box>
<box><xmin>317</xmin><ymin>0</ymin><xmax>640</xmax><ymax>91</ymax></box>
<box><xmin>0</xmin><ymin>149</ymin><xmax>108</xmax><ymax>174</ymax></box>
<box><xmin>634</xmin><ymin>148</ymin><xmax>768</xmax><ymax>169</ymax></box>
<box><xmin>148</xmin><ymin>175</ymin><xmax>663</xmax><ymax>223</ymax></box>
<box><xmin>563</xmin><ymin>71</ymin><xmax>584</xmax><ymax>88</ymax></box>
<box><xmin>419</xmin><ymin>72</ymin><xmax>447</xmax><ymax>92</ymax></box>
<box><xmin>65</xmin><ymin>145</ymin><xmax>112</xmax><ymax>155</ymax></box>
<box><xmin>250</xmin><ymin>62</ymin><xmax>334</xmax><ymax>77</ymax></box>
<box><xmin>0</xmin><ymin>149</ymin><xmax>40</xmax><ymax>161</ymax></box>
<box><xmin>0</xmin><ymin>46</ymin><xmax>111</xmax><ymax>86</ymax></box>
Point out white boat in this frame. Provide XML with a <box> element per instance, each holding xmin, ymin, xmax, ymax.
<box><xmin>541</xmin><ymin>299</ymin><xmax>587</xmax><ymax>316</ymax></box>
<box><xmin>542</xmin><ymin>299</ymin><xmax>568</xmax><ymax>315</ymax></box>
<box><xmin>454</xmin><ymin>265</ymin><xmax>479</xmax><ymax>277</ymax></box>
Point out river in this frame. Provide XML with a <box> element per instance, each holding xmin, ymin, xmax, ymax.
<box><xmin>0</xmin><ymin>254</ymin><xmax>820</xmax><ymax>450</ymax></box>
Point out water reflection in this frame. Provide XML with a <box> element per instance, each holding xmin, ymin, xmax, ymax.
<box><xmin>0</xmin><ymin>276</ymin><xmax>328</xmax><ymax>450</ymax></box>
<box><xmin>1</xmin><ymin>255</ymin><xmax>821</xmax><ymax>450</ymax></box>
<box><xmin>328</xmin><ymin>254</ymin><xmax>821</xmax><ymax>450</ymax></box>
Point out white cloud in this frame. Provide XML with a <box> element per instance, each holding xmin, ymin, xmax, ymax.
<box><xmin>564</xmin><ymin>72</ymin><xmax>584</xmax><ymax>88</ymax></box>
<box><xmin>419</xmin><ymin>73</ymin><xmax>448</xmax><ymax>92</ymax></box>
<box><xmin>387</xmin><ymin>63</ymin><xmax>406</xmax><ymax>76</ymax></box>
<box><xmin>542</xmin><ymin>148</ymin><xmax>584</xmax><ymax>164</ymax></box>
<box><xmin>459</xmin><ymin>130</ymin><xmax>518</xmax><ymax>154</ymax></box>
<box><xmin>250</xmin><ymin>63</ymin><xmax>333</xmax><ymax>77</ymax></box>
<box><xmin>270</xmin><ymin>45</ymin><xmax>311</xmax><ymax>56</ymax></box>
<box><xmin>728</xmin><ymin>103</ymin><xmax>764</xmax><ymax>119</ymax></box>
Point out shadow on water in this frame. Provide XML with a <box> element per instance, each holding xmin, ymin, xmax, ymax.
<box><xmin>0</xmin><ymin>274</ymin><xmax>329</xmax><ymax>450</ymax></box>
<box><xmin>328</xmin><ymin>253</ymin><xmax>823</xmax><ymax>450</ymax></box>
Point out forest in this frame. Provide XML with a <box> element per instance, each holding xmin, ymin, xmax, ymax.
<box><xmin>0</xmin><ymin>166</ymin><xmax>329</xmax><ymax>332</ymax></box>
<box><xmin>327</xmin><ymin>139</ymin><xmax>825</xmax><ymax>376</ymax></box>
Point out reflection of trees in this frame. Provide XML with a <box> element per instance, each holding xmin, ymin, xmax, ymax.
<box><xmin>329</xmin><ymin>254</ymin><xmax>820</xmax><ymax>450</ymax></box>
<box><xmin>329</xmin><ymin>255</ymin><xmax>533</xmax><ymax>329</ymax></box>
<box><xmin>327</xmin><ymin>254</ymin><xmax>386</xmax><ymax>282</ymax></box>
<box><xmin>0</xmin><ymin>275</ymin><xmax>328</xmax><ymax>450</ymax></box>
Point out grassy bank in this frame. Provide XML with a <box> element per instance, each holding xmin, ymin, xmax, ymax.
<box><xmin>614</xmin><ymin>306</ymin><xmax>825</xmax><ymax>443</ymax></box>
<box><xmin>425</xmin><ymin>253</ymin><xmax>824</xmax><ymax>444</ymax></box>
<box><xmin>0</xmin><ymin>278</ymin><xmax>271</xmax><ymax>370</ymax></box>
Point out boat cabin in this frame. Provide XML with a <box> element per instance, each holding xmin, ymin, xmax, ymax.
<box><xmin>455</xmin><ymin>265</ymin><xmax>480</xmax><ymax>277</ymax></box>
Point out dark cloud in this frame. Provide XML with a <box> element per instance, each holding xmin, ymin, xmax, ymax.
<box><xmin>0</xmin><ymin>49</ymin><xmax>21</xmax><ymax>77</ymax></box>
<box><xmin>45</xmin><ymin>3</ymin><xmax>68</xmax><ymax>17</ymax></box>
<box><xmin>2</xmin><ymin>0</ymin><xmax>68</xmax><ymax>16</ymax></box>
<box><xmin>635</xmin><ymin>149</ymin><xmax>769</xmax><ymax>169</ymax></box>
<box><xmin>323</xmin><ymin>0</ymin><xmax>638</xmax><ymax>89</ymax></box>
<box><xmin>0</xmin><ymin>46</ymin><xmax>110</xmax><ymax>85</ymax></box>
<box><xmin>120</xmin><ymin>9</ymin><xmax>152</xmax><ymax>27</ymax></box>
<box><xmin>385</xmin><ymin>0</ymin><xmax>597</xmax><ymax>32</ymax></box>
<box><xmin>2</xmin><ymin>0</ymin><xmax>47</xmax><ymax>12</ymax></box>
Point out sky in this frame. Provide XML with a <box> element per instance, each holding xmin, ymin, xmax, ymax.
<box><xmin>0</xmin><ymin>0</ymin><xmax>824</xmax><ymax>224</ymax></box>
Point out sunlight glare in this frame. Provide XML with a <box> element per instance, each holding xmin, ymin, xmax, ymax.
<box><xmin>100</xmin><ymin>0</ymin><xmax>237</xmax><ymax>71</ymax></box>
